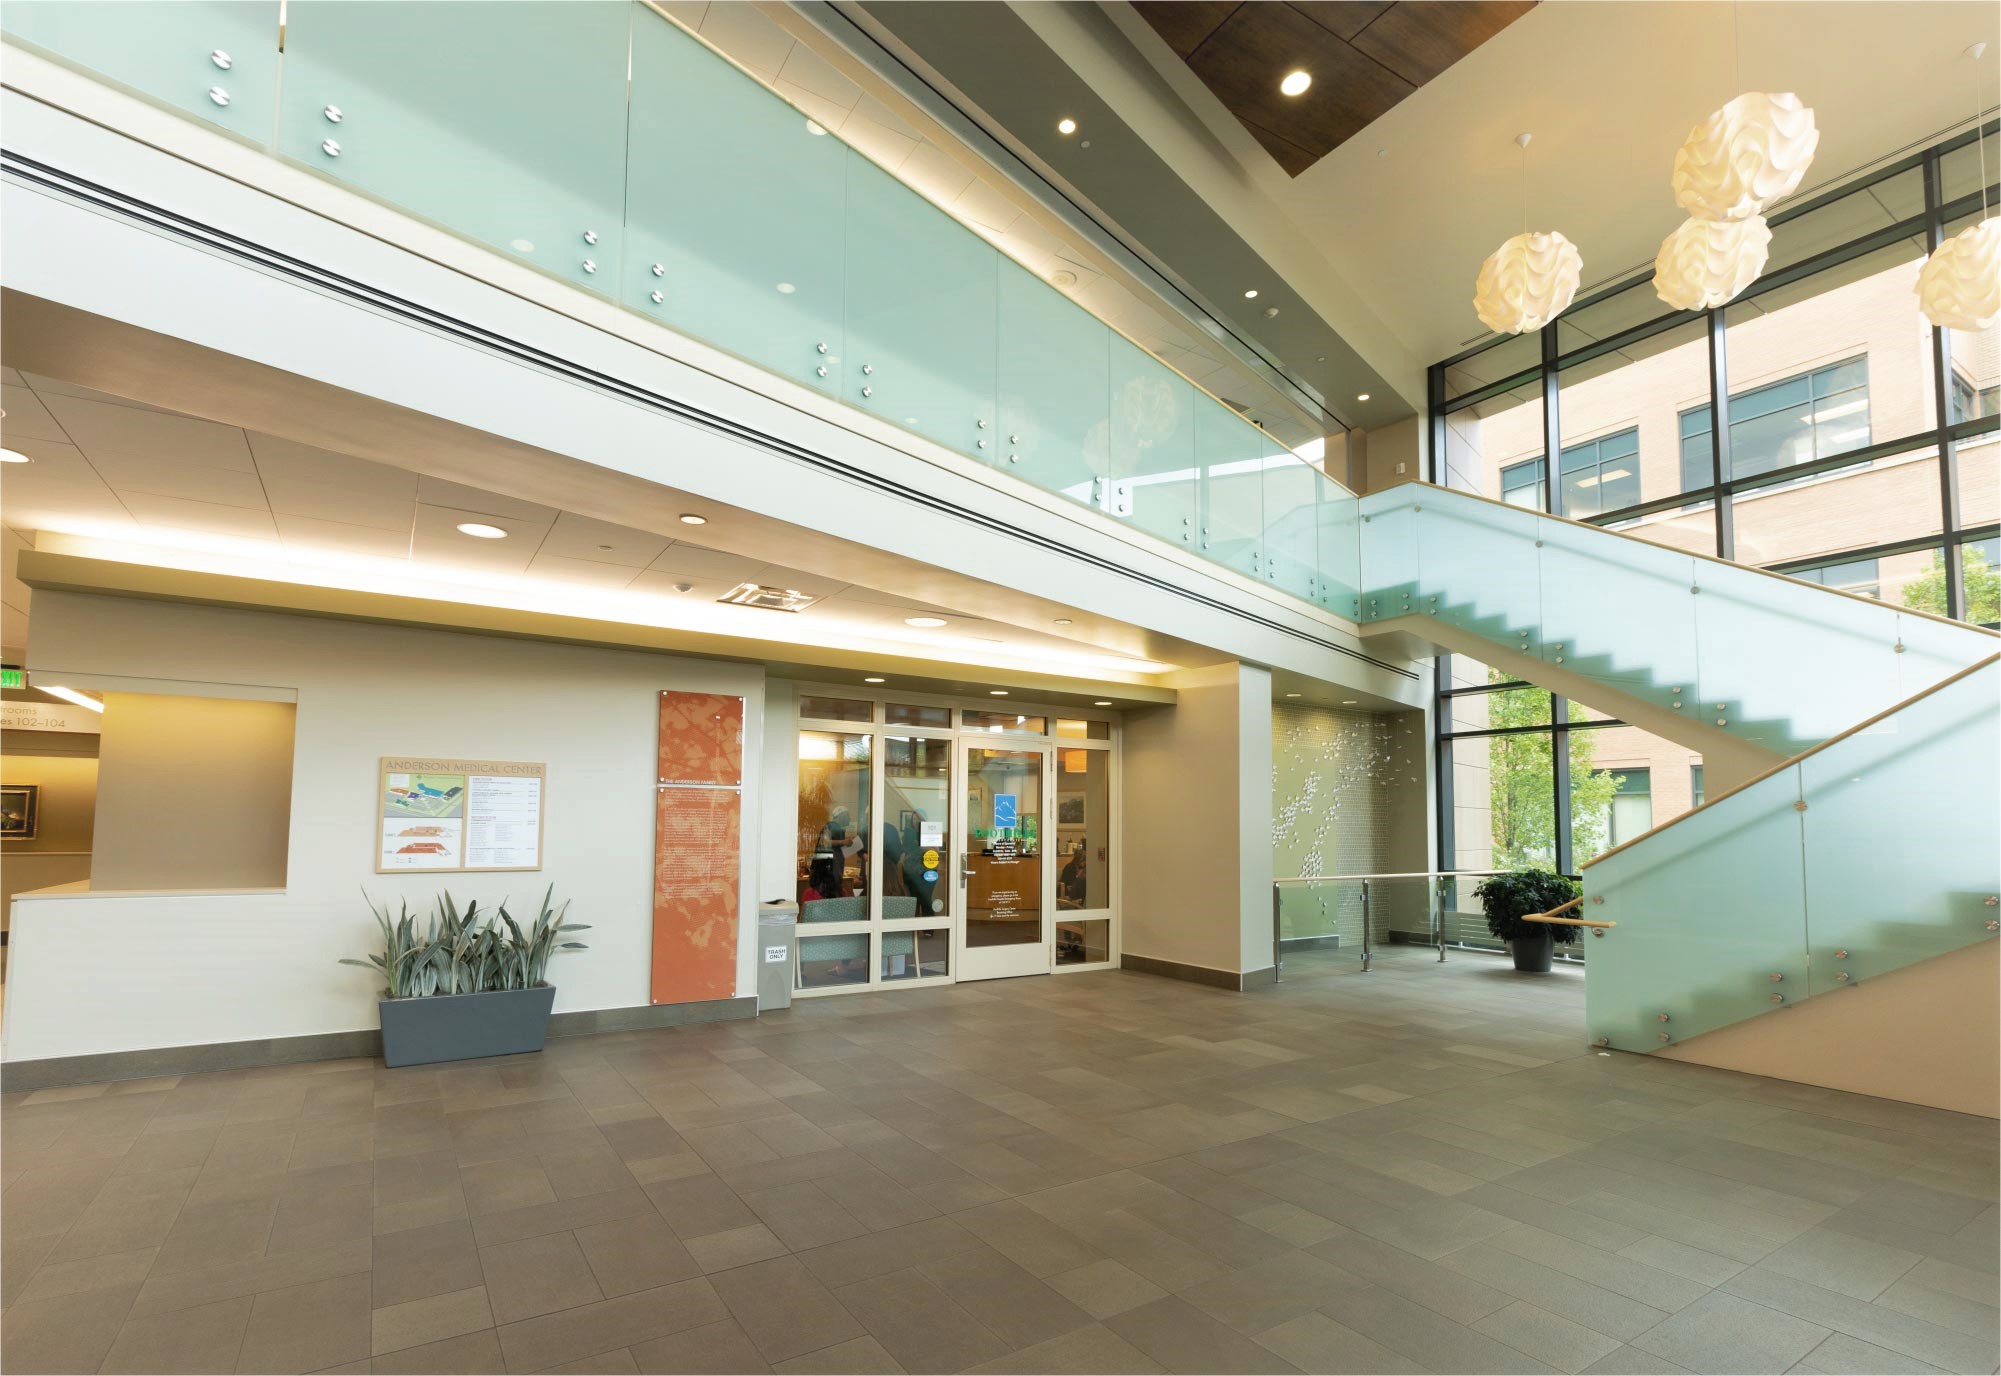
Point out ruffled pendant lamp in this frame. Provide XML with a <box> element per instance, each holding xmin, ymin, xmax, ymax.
<box><xmin>1917</xmin><ymin>44</ymin><xmax>2000</xmax><ymax>331</ymax></box>
<box><xmin>1473</xmin><ymin>133</ymin><xmax>1583</xmax><ymax>335</ymax></box>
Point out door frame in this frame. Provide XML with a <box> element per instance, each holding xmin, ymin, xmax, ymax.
<box><xmin>955</xmin><ymin>739</ymin><xmax>1054</xmax><ymax>981</ymax></box>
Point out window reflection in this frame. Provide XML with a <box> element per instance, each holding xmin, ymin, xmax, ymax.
<box><xmin>797</xmin><ymin>731</ymin><xmax>869</xmax><ymax>919</ymax></box>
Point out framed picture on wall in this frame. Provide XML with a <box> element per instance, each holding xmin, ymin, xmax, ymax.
<box><xmin>1</xmin><ymin>784</ymin><xmax>39</xmax><ymax>839</ymax></box>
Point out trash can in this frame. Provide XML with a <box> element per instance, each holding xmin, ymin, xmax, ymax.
<box><xmin>755</xmin><ymin>901</ymin><xmax>798</xmax><ymax>1013</ymax></box>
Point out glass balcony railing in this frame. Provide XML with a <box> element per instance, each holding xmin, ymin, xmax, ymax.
<box><xmin>1584</xmin><ymin>656</ymin><xmax>2000</xmax><ymax>1052</ymax></box>
<box><xmin>0</xmin><ymin>0</ymin><xmax>1360</xmax><ymax>614</ymax></box>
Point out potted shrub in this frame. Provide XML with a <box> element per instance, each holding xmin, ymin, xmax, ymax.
<box><xmin>1473</xmin><ymin>869</ymin><xmax>1580</xmax><ymax>973</ymax></box>
<box><xmin>341</xmin><ymin>886</ymin><xmax>588</xmax><ymax>1067</ymax></box>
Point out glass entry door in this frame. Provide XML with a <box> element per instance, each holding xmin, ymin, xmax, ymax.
<box><xmin>958</xmin><ymin>743</ymin><xmax>1052</xmax><ymax>980</ymax></box>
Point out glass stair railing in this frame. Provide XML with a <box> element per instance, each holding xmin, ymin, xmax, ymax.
<box><xmin>0</xmin><ymin>0</ymin><xmax>1364</xmax><ymax>617</ymax></box>
<box><xmin>1581</xmin><ymin>655</ymin><xmax>2000</xmax><ymax>1052</ymax></box>
<box><xmin>1356</xmin><ymin>484</ymin><xmax>1998</xmax><ymax>756</ymax></box>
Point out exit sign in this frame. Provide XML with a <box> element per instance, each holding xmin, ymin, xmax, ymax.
<box><xmin>0</xmin><ymin>668</ymin><xmax>23</xmax><ymax>690</ymax></box>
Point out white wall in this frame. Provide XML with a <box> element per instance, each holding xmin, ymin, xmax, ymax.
<box><xmin>5</xmin><ymin>591</ymin><xmax>764</xmax><ymax>1062</ymax></box>
<box><xmin>758</xmin><ymin>680</ymin><xmax>800</xmax><ymax>905</ymax></box>
<box><xmin>1121</xmin><ymin>662</ymin><xmax>1274</xmax><ymax>978</ymax></box>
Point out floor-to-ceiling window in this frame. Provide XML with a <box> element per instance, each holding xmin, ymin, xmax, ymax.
<box><xmin>1428</xmin><ymin>123</ymin><xmax>1998</xmax><ymax>877</ymax></box>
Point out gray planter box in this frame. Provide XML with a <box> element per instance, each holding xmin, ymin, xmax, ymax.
<box><xmin>378</xmin><ymin>984</ymin><xmax>557</xmax><ymax>1068</ymax></box>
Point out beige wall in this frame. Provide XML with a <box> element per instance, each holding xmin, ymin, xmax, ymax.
<box><xmin>90</xmin><ymin>692</ymin><xmax>296</xmax><ymax>891</ymax></box>
<box><xmin>1659</xmin><ymin>940</ymin><xmax>2000</xmax><ymax>1119</ymax></box>
<box><xmin>1</xmin><ymin>734</ymin><xmax>98</xmax><ymax>928</ymax></box>
<box><xmin>1362</xmin><ymin>416</ymin><xmax>1423</xmax><ymax>495</ymax></box>
<box><xmin>1123</xmin><ymin>662</ymin><xmax>1272</xmax><ymax>976</ymax></box>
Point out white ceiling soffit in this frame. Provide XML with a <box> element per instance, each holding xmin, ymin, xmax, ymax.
<box><xmin>1293</xmin><ymin>1</ymin><xmax>2001</xmax><ymax>366</ymax></box>
<box><xmin>1104</xmin><ymin>0</ymin><xmax>1998</xmax><ymax>376</ymax></box>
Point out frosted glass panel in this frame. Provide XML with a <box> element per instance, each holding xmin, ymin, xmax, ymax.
<box><xmin>626</xmin><ymin>13</ymin><xmax>846</xmax><ymax>394</ymax></box>
<box><xmin>281</xmin><ymin>1</ymin><xmax>632</xmax><ymax>294</ymax></box>
<box><xmin>1315</xmin><ymin>484</ymin><xmax>1361</xmax><ymax>617</ymax></box>
<box><xmin>1538</xmin><ymin>515</ymin><xmax>1700</xmax><ymax>713</ymax></box>
<box><xmin>3</xmin><ymin>0</ymin><xmax>280</xmax><ymax>140</ymax></box>
<box><xmin>1693</xmin><ymin>569</ymin><xmax>1900</xmax><ymax>752</ymax></box>
<box><xmin>998</xmin><ymin>256</ymin><xmax>1108</xmax><ymax>502</ymax></box>
<box><xmin>1587</xmin><ymin>772</ymin><xmax>1809</xmax><ymax>1052</ymax></box>
<box><xmin>1197</xmin><ymin>399</ymin><xmax>1263</xmax><ymax>578</ymax></box>
<box><xmin>1109</xmin><ymin>336</ymin><xmax>1196</xmax><ymax>544</ymax></box>
<box><xmin>1801</xmin><ymin>660</ymin><xmax>2000</xmax><ymax>992</ymax></box>
<box><xmin>844</xmin><ymin>155</ymin><xmax>996</xmax><ymax>456</ymax></box>
<box><xmin>1358</xmin><ymin>487</ymin><xmax>1419</xmax><ymax>619</ymax></box>
<box><xmin>1416</xmin><ymin>487</ymin><xmax>1541</xmax><ymax>639</ymax></box>
<box><xmin>1263</xmin><ymin>442</ymin><xmax>1320</xmax><ymax>600</ymax></box>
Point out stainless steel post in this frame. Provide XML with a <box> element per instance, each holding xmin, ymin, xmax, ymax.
<box><xmin>1360</xmin><ymin>879</ymin><xmax>1372</xmax><ymax>973</ymax></box>
<box><xmin>1436</xmin><ymin>876</ymin><xmax>1448</xmax><ymax>963</ymax></box>
<box><xmin>1271</xmin><ymin>884</ymin><xmax>1282</xmax><ymax>983</ymax></box>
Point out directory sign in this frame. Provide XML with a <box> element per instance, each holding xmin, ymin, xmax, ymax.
<box><xmin>378</xmin><ymin>756</ymin><xmax>545</xmax><ymax>872</ymax></box>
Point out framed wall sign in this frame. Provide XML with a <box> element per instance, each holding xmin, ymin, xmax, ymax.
<box><xmin>377</xmin><ymin>757</ymin><xmax>545</xmax><ymax>872</ymax></box>
<box><xmin>1</xmin><ymin>784</ymin><xmax>40</xmax><ymax>839</ymax></box>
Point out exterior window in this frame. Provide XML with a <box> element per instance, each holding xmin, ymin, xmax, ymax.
<box><xmin>1557</xmin><ymin>427</ymin><xmax>1640</xmax><ymax>517</ymax></box>
<box><xmin>1609</xmin><ymin>769</ymin><xmax>1653</xmax><ymax>846</ymax></box>
<box><xmin>1791</xmin><ymin>556</ymin><xmax>1880</xmax><ymax>598</ymax></box>
<box><xmin>1678</xmin><ymin>358</ymin><xmax>1871</xmax><ymax>487</ymax></box>
<box><xmin>1690</xmin><ymin>764</ymin><xmax>1705</xmax><ymax>807</ymax></box>
<box><xmin>1500</xmin><ymin>458</ymin><xmax>1546</xmax><ymax>509</ymax></box>
<box><xmin>1950</xmin><ymin>370</ymin><xmax>1999</xmax><ymax>424</ymax></box>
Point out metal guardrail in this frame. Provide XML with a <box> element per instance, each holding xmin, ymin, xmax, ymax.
<box><xmin>1272</xmin><ymin>871</ymin><xmax>1507</xmax><ymax>978</ymax></box>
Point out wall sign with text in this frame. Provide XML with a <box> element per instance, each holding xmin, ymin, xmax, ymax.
<box><xmin>377</xmin><ymin>756</ymin><xmax>545</xmax><ymax>872</ymax></box>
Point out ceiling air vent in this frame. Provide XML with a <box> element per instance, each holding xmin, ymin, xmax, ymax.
<box><xmin>717</xmin><ymin>582</ymin><xmax>818</xmax><ymax>613</ymax></box>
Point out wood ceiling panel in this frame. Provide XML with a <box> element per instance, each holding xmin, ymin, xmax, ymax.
<box><xmin>1184</xmin><ymin>2</ymin><xmax>1412</xmax><ymax>166</ymax></box>
<box><xmin>1349</xmin><ymin>0</ymin><xmax>1537</xmax><ymax>86</ymax></box>
<box><xmin>1138</xmin><ymin>0</ymin><xmax>1534</xmax><ymax>176</ymax></box>
<box><xmin>1130</xmin><ymin>0</ymin><xmax>1242</xmax><ymax>58</ymax></box>
<box><xmin>1286</xmin><ymin>1</ymin><xmax>1394</xmax><ymax>43</ymax></box>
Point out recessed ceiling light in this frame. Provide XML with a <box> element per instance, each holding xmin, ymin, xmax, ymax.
<box><xmin>455</xmin><ymin>522</ymin><xmax>507</xmax><ymax>539</ymax></box>
<box><xmin>1341</xmin><ymin>699</ymin><xmax>1359</xmax><ymax>704</ymax></box>
<box><xmin>671</xmin><ymin>582</ymin><xmax>694</xmax><ymax>593</ymax></box>
<box><xmin>1357</xmin><ymin>392</ymin><xmax>1371</xmax><ymax>402</ymax></box>
<box><xmin>1280</xmin><ymin>70</ymin><xmax>1312</xmax><ymax>96</ymax></box>
<box><xmin>775</xmin><ymin>282</ymin><xmax>796</xmax><ymax>294</ymax></box>
<box><xmin>509</xmin><ymin>238</ymin><xmax>535</xmax><ymax>253</ymax></box>
<box><xmin>1284</xmin><ymin>691</ymin><xmax>1302</xmax><ymax>698</ymax></box>
<box><xmin>1093</xmin><ymin>700</ymin><xmax>1112</xmax><ymax>707</ymax></box>
<box><xmin>863</xmin><ymin>676</ymin><xmax>886</xmax><ymax>684</ymax></box>
<box><xmin>1244</xmin><ymin>289</ymin><xmax>1259</xmax><ymax>299</ymax></box>
<box><xmin>0</xmin><ymin>448</ymin><xmax>30</xmax><ymax>464</ymax></box>
<box><xmin>989</xmin><ymin>689</ymin><xmax>1009</xmax><ymax>696</ymax></box>
<box><xmin>805</xmin><ymin>119</ymin><xmax>827</xmax><ymax>136</ymax></box>
<box><xmin>678</xmin><ymin>513</ymin><xmax>707</xmax><ymax>526</ymax></box>
<box><xmin>1057</xmin><ymin>117</ymin><xmax>1077</xmax><ymax>135</ymax></box>
<box><xmin>1054</xmin><ymin>617</ymin><xmax>1072</xmax><ymax>626</ymax></box>
<box><xmin>905</xmin><ymin>616</ymin><xmax>948</xmax><ymax>628</ymax></box>
<box><xmin>1050</xmin><ymin>269</ymin><xmax>1078</xmax><ymax>288</ymax></box>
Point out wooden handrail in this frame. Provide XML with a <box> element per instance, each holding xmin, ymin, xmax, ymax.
<box><xmin>1522</xmin><ymin>913</ymin><xmax>1616</xmax><ymax>928</ymax></box>
<box><xmin>1527</xmin><ymin>894</ymin><xmax>1585</xmax><ymax>920</ymax></box>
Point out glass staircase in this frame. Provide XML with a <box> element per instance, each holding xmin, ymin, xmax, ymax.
<box><xmin>1355</xmin><ymin>484</ymin><xmax>2000</xmax><ymax>1054</ymax></box>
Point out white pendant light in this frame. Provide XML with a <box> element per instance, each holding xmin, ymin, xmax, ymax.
<box><xmin>1672</xmin><ymin>91</ymin><xmax>1819</xmax><ymax>221</ymax></box>
<box><xmin>1472</xmin><ymin>134</ymin><xmax>1583</xmax><ymax>335</ymax></box>
<box><xmin>1918</xmin><ymin>218</ymin><xmax>2000</xmax><ymax>332</ymax></box>
<box><xmin>1917</xmin><ymin>44</ymin><xmax>1999</xmax><ymax>331</ymax></box>
<box><xmin>1653</xmin><ymin>214</ymin><xmax>1772</xmax><ymax>310</ymax></box>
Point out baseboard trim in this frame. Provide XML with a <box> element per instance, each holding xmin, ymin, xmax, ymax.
<box><xmin>0</xmin><ymin>995</ymin><xmax>758</xmax><ymax>1092</ymax></box>
<box><xmin>1121</xmin><ymin>952</ymin><xmax>1276</xmax><ymax>992</ymax></box>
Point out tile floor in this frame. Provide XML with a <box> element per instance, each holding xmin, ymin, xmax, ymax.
<box><xmin>2</xmin><ymin>946</ymin><xmax>1996</xmax><ymax>1375</ymax></box>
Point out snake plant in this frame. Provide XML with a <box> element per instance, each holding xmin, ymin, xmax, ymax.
<box><xmin>341</xmin><ymin>887</ymin><xmax>589</xmax><ymax>998</ymax></box>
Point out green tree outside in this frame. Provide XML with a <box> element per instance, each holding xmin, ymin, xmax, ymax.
<box><xmin>1900</xmin><ymin>545</ymin><xmax>2000</xmax><ymax>626</ymax></box>
<box><xmin>1482</xmin><ymin>673</ymin><xmax>1622</xmax><ymax>870</ymax></box>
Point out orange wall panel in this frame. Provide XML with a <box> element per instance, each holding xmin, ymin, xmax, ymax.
<box><xmin>650</xmin><ymin>692</ymin><xmax>745</xmax><ymax>1005</ymax></box>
